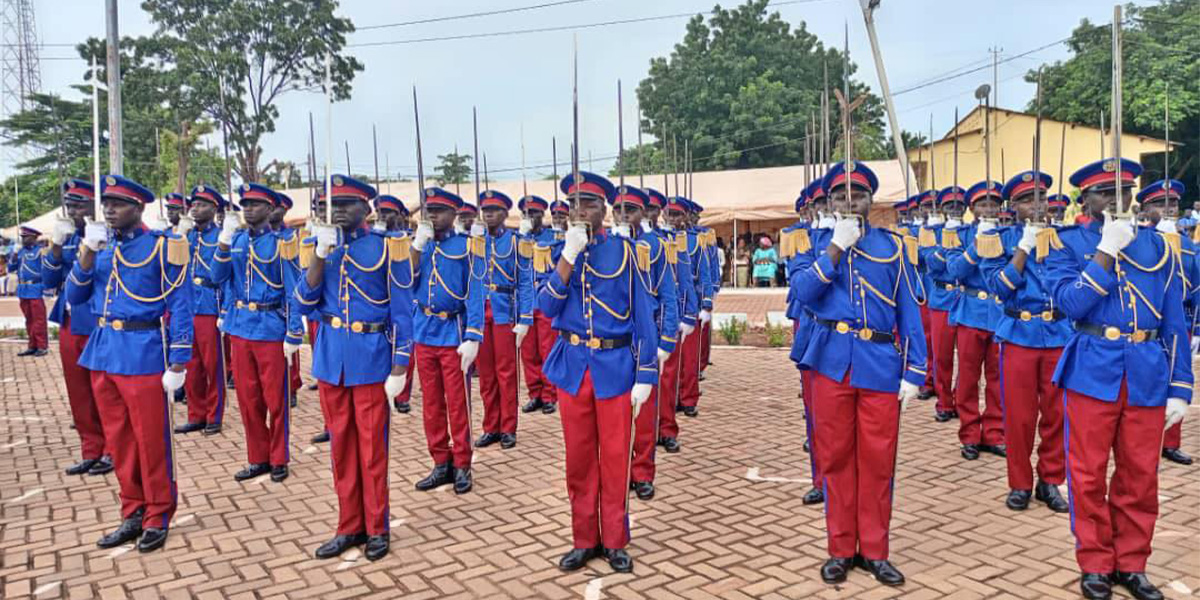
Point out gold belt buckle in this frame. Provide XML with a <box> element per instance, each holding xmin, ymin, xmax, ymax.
<box><xmin>351</xmin><ymin>321</ymin><xmax>364</xmax><ymax>333</ymax></box>
<box><xmin>248</xmin><ymin>302</ymin><xmax>258</xmax><ymax>311</ymax></box>
<box><xmin>1130</xmin><ymin>330</ymin><xmax>1147</xmax><ymax>343</ymax></box>
<box><xmin>587</xmin><ymin>337</ymin><xmax>602</xmax><ymax>350</ymax></box>
<box><xmin>569</xmin><ymin>333</ymin><xmax>581</xmax><ymax>345</ymax></box>
<box><xmin>858</xmin><ymin>328</ymin><xmax>873</xmax><ymax>341</ymax></box>
<box><xmin>976</xmin><ymin>290</ymin><xmax>988</xmax><ymax>300</ymax></box>
<box><xmin>1103</xmin><ymin>326</ymin><xmax>1121</xmax><ymax>341</ymax></box>
<box><xmin>835</xmin><ymin>322</ymin><xmax>850</xmax><ymax>334</ymax></box>
<box><xmin>1040</xmin><ymin>310</ymin><xmax>1054</xmax><ymax>321</ymax></box>
<box><xmin>1020</xmin><ymin>311</ymin><xmax>1032</xmax><ymax>322</ymax></box>
<box><xmin>193</xmin><ymin>277</ymin><xmax>203</xmax><ymax>285</ymax></box>
<box><xmin>111</xmin><ymin>319</ymin><xmax>124</xmax><ymax>331</ymax></box>
<box><xmin>330</xmin><ymin>316</ymin><xmax>343</xmax><ymax>328</ymax></box>
<box><xmin>944</xmin><ymin>283</ymin><xmax>955</xmax><ymax>291</ymax></box>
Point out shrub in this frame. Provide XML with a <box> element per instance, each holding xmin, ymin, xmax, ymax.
<box><xmin>765</xmin><ymin>322</ymin><xmax>788</xmax><ymax>348</ymax></box>
<box><xmin>718</xmin><ymin>316</ymin><xmax>747</xmax><ymax>345</ymax></box>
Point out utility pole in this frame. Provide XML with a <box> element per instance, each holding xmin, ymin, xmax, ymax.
<box><xmin>989</xmin><ymin>47</ymin><xmax>1003</xmax><ymax>109</ymax></box>
<box><xmin>105</xmin><ymin>0</ymin><xmax>123</xmax><ymax>173</ymax></box>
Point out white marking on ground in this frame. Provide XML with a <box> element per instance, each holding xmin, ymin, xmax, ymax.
<box><xmin>389</xmin><ymin>519</ymin><xmax>406</xmax><ymax>529</ymax></box>
<box><xmin>336</xmin><ymin>548</ymin><xmax>361</xmax><ymax>571</ymax></box>
<box><xmin>1168</xmin><ymin>581</ymin><xmax>1192</xmax><ymax>595</ymax></box>
<box><xmin>745</xmin><ymin>467</ymin><xmax>806</xmax><ymax>484</ymax></box>
<box><xmin>107</xmin><ymin>545</ymin><xmax>134</xmax><ymax>558</ymax></box>
<box><xmin>303</xmin><ymin>446</ymin><xmax>318</xmax><ymax>454</ymax></box>
<box><xmin>584</xmin><ymin>578</ymin><xmax>604</xmax><ymax>600</ymax></box>
<box><xmin>0</xmin><ymin>377</ymin><xmax>15</xmax><ymax>383</ymax></box>
<box><xmin>0</xmin><ymin>416</ymin><xmax>42</xmax><ymax>422</ymax></box>
<box><xmin>7</xmin><ymin>487</ymin><xmax>42</xmax><ymax>503</ymax></box>
<box><xmin>33</xmin><ymin>581</ymin><xmax>62</xmax><ymax>596</ymax></box>
<box><xmin>1</xmin><ymin>439</ymin><xmax>26</xmax><ymax>449</ymax></box>
<box><xmin>175</xmin><ymin>514</ymin><xmax>195</xmax><ymax>526</ymax></box>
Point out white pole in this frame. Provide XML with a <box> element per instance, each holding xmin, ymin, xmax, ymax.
<box><xmin>91</xmin><ymin>56</ymin><xmax>101</xmax><ymax>217</ymax></box>
<box><xmin>860</xmin><ymin>0</ymin><xmax>909</xmax><ymax>202</ymax></box>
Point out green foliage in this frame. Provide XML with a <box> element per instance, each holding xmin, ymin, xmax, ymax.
<box><xmin>434</xmin><ymin>152</ymin><xmax>473</xmax><ymax>186</ymax></box>
<box><xmin>764</xmin><ymin>322</ymin><xmax>789</xmax><ymax>348</ymax></box>
<box><xmin>718</xmin><ymin>316</ymin><xmax>747</xmax><ymax>345</ymax></box>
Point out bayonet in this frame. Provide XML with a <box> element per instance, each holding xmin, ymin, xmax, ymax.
<box><xmin>412</xmin><ymin>86</ymin><xmax>428</xmax><ymax>221</ymax></box>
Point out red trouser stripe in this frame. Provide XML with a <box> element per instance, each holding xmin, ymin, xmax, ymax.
<box><xmin>230</xmin><ymin>336</ymin><xmax>290</xmax><ymax>466</ymax></box>
<box><xmin>478</xmin><ymin>306</ymin><xmax>518</xmax><ymax>435</ymax></box>
<box><xmin>928</xmin><ymin>309</ymin><xmax>957</xmax><ymax>412</ymax></box>
<box><xmin>999</xmin><ymin>342</ymin><xmax>1064</xmax><ymax>490</ymax></box>
<box><xmin>185</xmin><ymin>315</ymin><xmax>226</xmax><ymax>426</ymax></box>
<box><xmin>954</xmin><ymin>325</ymin><xmax>1004</xmax><ymax>446</ymax></box>
<box><xmin>1064</xmin><ymin>382</ymin><xmax>1164</xmax><ymax>573</ymax></box>
<box><xmin>19</xmin><ymin>297</ymin><xmax>48</xmax><ymax>349</ymax></box>
<box><xmin>60</xmin><ymin>315</ymin><xmax>107</xmax><ymax>459</ymax></box>
<box><xmin>416</xmin><ymin>343</ymin><xmax>473</xmax><ymax>468</ymax></box>
<box><xmin>319</xmin><ymin>381</ymin><xmax>390</xmax><ymax>535</ymax></box>
<box><xmin>558</xmin><ymin>371</ymin><xmax>633</xmax><ymax>549</ymax></box>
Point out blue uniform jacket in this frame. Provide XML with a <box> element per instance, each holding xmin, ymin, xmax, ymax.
<box><xmin>211</xmin><ymin>226</ymin><xmax>303</xmax><ymax>344</ymax></box>
<box><xmin>946</xmin><ymin>223</ymin><xmax>1001</xmax><ymax>331</ymax></box>
<box><xmin>685</xmin><ymin>228</ymin><xmax>714</xmax><ymax>311</ymax></box>
<box><xmin>66</xmin><ymin>227</ymin><xmax>194</xmax><ymax>373</ymax></box>
<box><xmin>1045</xmin><ymin>222</ymin><xmax>1192</xmax><ymax>405</ymax></box>
<box><xmin>918</xmin><ymin>224</ymin><xmax>963</xmax><ymax>312</ymax></box>
<box><xmin>785</xmin><ymin>225</ymin><xmax>832</xmax><ymax>366</ymax></box>
<box><xmin>1181</xmin><ymin>236</ymin><xmax>1200</xmax><ymax>335</ymax></box>
<box><xmin>42</xmin><ymin>230</ymin><xmax>97</xmax><ymax>336</ymax></box>
<box><xmin>791</xmin><ymin>226</ymin><xmax>927</xmax><ymax>393</ymax></box>
<box><xmin>538</xmin><ymin>231</ymin><xmax>659</xmax><ymax>398</ymax></box>
<box><xmin>659</xmin><ymin>227</ymin><xmax>697</xmax><ymax>330</ymax></box>
<box><xmin>411</xmin><ymin>231</ymin><xmax>485</xmax><ymax>347</ymax></box>
<box><xmin>637</xmin><ymin>229</ymin><xmax>680</xmax><ymax>354</ymax></box>
<box><xmin>187</xmin><ymin>223</ymin><xmax>223</xmax><ymax>316</ymax></box>
<box><xmin>293</xmin><ymin>227</ymin><xmax>414</xmax><ymax>386</ymax></box>
<box><xmin>10</xmin><ymin>245</ymin><xmax>45</xmax><ymax>299</ymax></box>
<box><xmin>483</xmin><ymin>228</ymin><xmax>534</xmax><ymax>326</ymax></box>
<box><xmin>979</xmin><ymin>224</ymin><xmax>1073</xmax><ymax>348</ymax></box>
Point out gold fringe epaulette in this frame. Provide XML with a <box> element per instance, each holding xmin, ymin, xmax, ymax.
<box><xmin>919</xmin><ymin>227</ymin><xmax>937</xmax><ymax>248</ymax></box>
<box><xmin>1035</xmin><ymin>227</ymin><xmax>1063</xmax><ymax>262</ymax></box>
<box><xmin>941</xmin><ymin>228</ymin><xmax>962</xmax><ymax>249</ymax></box>
<box><xmin>279</xmin><ymin>235</ymin><xmax>299</xmax><ymax>261</ymax></box>
<box><xmin>975</xmin><ymin>232</ymin><xmax>1003</xmax><ymax>259</ymax></box>
<box><xmin>636</xmin><ymin>241</ymin><xmax>651</xmax><ymax>271</ymax></box>
<box><xmin>387</xmin><ymin>236</ymin><xmax>410</xmax><ymax>262</ymax></box>
<box><xmin>665</xmin><ymin>239</ymin><xmax>678</xmax><ymax>264</ymax></box>
<box><xmin>299</xmin><ymin>240</ymin><xmax>315</xmax><ymax>269</ymax></box>
<box><xmin>779</xmin><ymin>229</ymin><xmax>811</xmax><ymax>259</ymax></box>
<box><xmin>166</xmin><ymin>236</ymin><xmax>190</xmax><ymax>266</ymax></box>
<box><xmin>470</xmin><ymin>236</ymin><xmax>486</xmax><ymax>258</ymax></box>
<box><xmin>533</xmin><ymin>245</ymin><xmax>552</xmax><ymax>272</ymax></box>
<box><xmin>1193</xmin><ymin>225</ymin><xmax>1200</xmax><ymax>245</ymax></box>
<box><xmin>1161</xmin><ymin>231</ymin><xmax>1182</xmax><ymax>259</ymax></box>
<box><xmin>518</xmin><ymin>239</ymin><xmax>534</xmax><ymax>259</ymax></box>
<box><xmin>903</xmin><ymin>235</ymin><xmax>919</xmax><ymax>265</ymax></box>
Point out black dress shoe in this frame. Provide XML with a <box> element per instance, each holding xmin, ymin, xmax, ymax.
<box><xmin>820</xmin><ymin>557</ymin><xmax>854</xmax><ymax>583</ymax></box>
<box><xmin>202</xmin><ymin>423</ymin><xmax>222</xmax><ymax>436</ymax></box>
<box><xmin>857</xmin><ymin>556</ymin><xmax>905</xmax><ymax>586</ymax></box>
<box><xmin>173</xmin><ymin>387</ymin><xmax>186</xmax><ymax>403</ymax></box>
<box><xmin>542</xmin><ymin>402</ymin><xmax>557</xmax><ymax>414</ymax></box>
<box><xmin>395</xmin><ymin>401</ymin><xmax>411</xmax><ymax>414</ymax></box>
<box><xmin>474</xmin><ymin>432</ymin><xmax>501</xmax><ymax>448</ymax></box>
<box><xmin>311</xmin><ymin>430</ymin><xmax>330</xmax><ymax>444</ymax></box>
<box><xmin>935</xmin><ymin>410</ymin><xmax>955</xmax><ymax>422</ymax></box>
<box><xmin>803</xmin><ymin>439</ymin><xmax>810</xmax><ymax>453</ymax></box>
<box><xmin>97</xmin><ymin>509</ymin><xmax>144</xmax><ymax>548</ymax></box>
<box><xmin>16</xmin><ymin>348</ymin><xmax>36</xmax><ymax>357</ymax></box>
<box><xmin>226</xmin><ymin>374</ymin><xmax>236</xmax><ymax>388</ymax></box>
<box><xmin>1035</xmin><ymin>481</ymin><xmax>1069</xmax><ymax>513</ymax></box>
<box><xmin>65</xmin><ymin>458</ymin><xmax>98</xmax><ymax>475</ymax></box>
<box><xmin>234</xmin><ymin>463</ymin><xmax>271</xmax><ymax>481</ymax></box>
<box><xmin>603</xmin><ymin>547</ymin><xmax>633</xmax><ymax>573</ymax></box>
<box><xmin>415</xmin><ymin>462</ymin><xmax>453</xmax><ymax>491</ymax></box>
<box><xmin>88</xmin><ymin>455</ymin><xmax>114</xmax><ymax>475</ymax></box>
<box><xmin>1162</xmin><ymin>447</ymin><xmax>1193</xmax><ymax>465</ymax></box>
<box><xmin>917</xmin><ymin>387</ymin><xmax>935</xmax><ymax>400</ymax></box>
<box><xmin>682</xmin><ymin>406</ymin><xmax>698</xmax><ymax>418</ymax></box>
<box><xmin>961</xmin><ymin>444</ymin><xmax>980</xmax><ymax>460</ymax></box>
<box><xmin>454</xmin><ymin>467</ymin><xmax>473</xmax><ymax>494</ymax></box>
<box><xmin>306</xmin><ymin>382</ymin><xmax>318</xmax><ymax>391</ymax></box>
<box><xmin>31</xmin><ymin>348</ymin><xmax>48</xmax><ymax>357</ymax></box>
<box><xmin>1079</xmin><ymin>573</ymin><xmax>1112</xmax><ymax>600</ymax></box>
<box><xmin>558</xmin><ymin>546</ymin><xmax>598</xmax><ymax>571</ymax></box>
<box><xmin>270</xmin><ymin>465</ymin><xmax>289</xmax><ymax>482</ymax></box>
<box><xmin>632</xmin><ymin>481</ymin><xmax>655</xmax><ymax>500</ymax></box>
<box><xmin>1005</xmin><ymin>489</ymin><xmax>1031</xmax><ymax>511</ymax></box>
<box><xmin>314</xmin><ymin>533</ymin><xmax>368</xmax><ymax>559</ymax></box>
<box><xmin>174</xmin><ymin>421</ymin><xmax>205</xmax><ymax>434</ymax></box>
<box><xmin>1114</xmin><ymin>571</ymin><xmax>1163</xmax><ymax>600</ymax></box>
<box><xmin>137</xmin><ymin>528</ymin><xmax>168</xmax><ymax>553</ymax></box>
<box><xmin>289</xmin><ymin>394</ymin><xmax>297</xmax><ymax>409</ymax></box>
<box><xmin>500</xmin><ymin>433</ymin><xmax>517</xmax><ymax>449</ymax></box>
<box><xmin>364</xmin><ymin>535</ymin><xmax>389</xmax><ymax>561</ymax></box>
<box><xmin>522</xmin><ymin>398</ymin><xmax>544</xmax><ymax>413</ymax></box>
<box><xmin>980</xmin><ymin>444</ymin><xmax>1007</xmax><ymax>457</ymax></box>
<box><xmin>802</xmin><ymin>487</ymin><xmax>824</xmax><ymax>505</ymax></box>
<box><xmin>660</xmin><ymin>437</ymin><xmax>681</xmax><ymax>453</ymax></box>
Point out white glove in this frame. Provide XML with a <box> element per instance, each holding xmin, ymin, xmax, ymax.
<box><xmin>631</xmin><ymin>383</ymin><xmax>652</xmax><ymax>419</ymax></box>
<box><xmin>611</xmin><ymin>223</ymin><xmax>632</xmax><ymax>238</ymax></box>
<box><xmin>562</xmin><ymin>224</ymin><xmax>589</xmax><ymax>265</ymax></box>
<box><xmin>456</xmin><ymin>340</ymin><xmax>479</xmax><ymax>373</ymax></box>
<box><xmin>898</xmin><ymin>380</ymin><xmax>920</xmax><ymax>412</ymax></box>
<box><xmin>1191</xmin><ymin>336</ymin><xmax>1200</xmax><ymax>356</ymax></box>
<box><xmin>412</xmin><ymin>222</ymin><xmax>434</xmax><ymax>252</ymax></box>
<box><xmin>51</xmin><ymin>218</ymin><xmax>75</xmax><ymax>246</ymax></box>
<box><xmin>977</xmin><ymin>220</ymin><xmax>997</xmax><ymax>234</ymax></box>
<box><xmin>699</xmin><ymin>310</ymin><xmax>712</xmax><ymax>324</ymax></box>
<box><xmin>831</xmin><ymin>217</ymin><xmax>861</xmax><ymax>251</ymax></box>
<box><xmin>175</xmin><ymin>214</ymin><xmax>195</xmax><ymax>237</ymax></box>
<box><xmin>1097</xmin><ymin>217</ymin><xmax>1136</xmax><ymax>259</ymax></box>
<box><xmin>313</xmin><ymin>223</ymin><xmax>339</xmax><ymax>259</ymax></box>
<box><xmin>1164</xmin><ymin>398</ymin><xmax>1187</xmax><ymax>431</ymax></box>
<box><xmin>1156</xmin><ymin>219</ymin><xmax>1178</xmax><ymax>234</ymax></box>
<box><xmin>470</xmin><ymin>223</ymin><xmax>487</xmax><ymax>238</ymax></box>
<box><xmin>657</xmin><ymin>348</ymin><xmax>670</xmax><ymax>366</ymax></box>
<box><xmin>454</xmin><ymin>222</ymin><xmax>466</xmax><ymax>234</ymax></box>
<box><xmin>1018</xmin><ymin>224</ymin><xmax>1043</xmax><ymax>254</ymax></box>
<box><xmin>518</xmin><ymin>218</ymin><xmax>533</xmax><ymax>235</ymax></box>
<box><xmin>817</xmin><ymin>214</ymin><xmax>836</xmax><ymax>229</ymax></box>
<box><xmin>283</xmin><ymin>341</ymin><xmax>302</xmax><ymax>356</ymax></box>
<box><xmin>926</xmin><ymin>214</ymin><xmax>945</xmax><ymax>226</ymax></box>
<box><xmin>678</xmin><ymin>322</ymin><xmax>695</xmax><ymax>337</ymax></box>
<box><xmin>945</xmin><ymin>218</ymin><xmax>962</xmax><ymax>229</ymax></box>
<box><xmin>372</xmin><ymin>221</ymin><xmax>387</xmax><ymax>233</ymax></box>
<box><xmin>161</xmin><ymin>369</ymin><xmax>186</xmax><ymax>394</ymax></box>
<box><xmin>218</xmin><ymin>213</ymin><xmax>240</xmax><ymax>245</ymax></box>
<box><xmin>641</xmin><ymin>222</ymin><xmax>653</xmax><ymax>233</ymax></box>
<box><xmin>513</xmin><ymin>323</ymin><xmax>529</xmax><ymax>346</ymax></box>
<box><xmin>385</xmin><ymin>373</ymin><xmax>407</xmax><ymax>398</ymax></box>
<box><xmin>83</xmin><ymin>221</ymin><xmax>108</xmax><ymax>251</ymax></box>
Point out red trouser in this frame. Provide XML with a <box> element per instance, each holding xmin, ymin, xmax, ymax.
<box><xmin>928</xmin><ymin>309</ymin><xmax>956</xmax><ymax>412</ymax></box>
<box><xmin>801</xmin><ymin>369</ymin><xmax>821</xmax><ymax>488</ymax></box>
<box><xmin>811</xmin><ymin>372</ymin><xmax>900</xmax><ymax>560</ymax></box>
<box><xmin>1163</xmin><ymin>422</ymin><xmax>1183</xmax><ymax>450</ymax></box>
<box><xmin>678</xmin><ymin>327</ymin><xmax>702</xmax><ymax>408</ymax></box>
<box><xmin>658</xmin><ymin>346</ymin><xmax>683</xmax><ymax>439</ymax></box>
<box><xmin>319</xmin><ymin>381</ymin><xmax>390</xmax><ymax>536</ymax></box>
<box><xmin>391</xmin><ymin>359</ymin><xmax>417</xmax><ymax>404</ymax></box>
<box><xmin>699</xmin><ymin>320</ymin><xmax>712</xmax><ymax>372</ymax></box>
<box><xmin>920</xmin><ymin>306</ymin><xmax>934</xmax><ymax>389</ymax></box>
<box><xmin>230</xmin><ymin>336</ymin><xmax>290</xmax><ymax>466</ymax></box>
<box><xmin>288</xmin><ymin>353</ymin><xmax>302</xmax><ymax>394</ymax></box>
<box><xmin>520</xmin><ymin>311</ymin><xmax>553</xmax><ymax>403</ymax></box>
<box><xmin>185</xmin><ymin>315</ymin><xmax>226</xmax><ymax>426</ymax></box>
<box><xmin>19</xmin><ymin>297</ymin><xmax>48</xmax><ymax>349</ymax></box>
<box><xmin>559</xmin><ymin>371</ymin><xmax>633</xmax><ymax>549</ymax></box>
<box><xmin>478</xmin><ymin>306</ymin><xmax>518</xmax><ymax>435</ymax></box>
<box><xmin>999</xmin><ymin>343</ymin><xmax>1064</xmax><ymax>490</ymax></box>
<box><xmin>631</xmin><ymin>383</ymin><xmax>659</xmax><ymax>483</ymax></box>
<box><xmin>416</xmin><ymin>343</ymin><xmax>473</xmax><ymax>468</ymax></box>
<box><xmin>1064</xmin><ymin>382</ymin><xmax>1165</xmax><ymax>573</ymax></box>
<box><xmin>954</xmin><ymin>325</ymin><xmax>1004</xmax><ymax>446</ymax></box>
<box><xmin>91</xmin><ymin>371</ymin><xmax>177</xmax><ymax>529</ymax></box>
<box><xmin>60</xmin><ymin>315</ymin><xmax>107</xmax><ymax>460</ymax></box>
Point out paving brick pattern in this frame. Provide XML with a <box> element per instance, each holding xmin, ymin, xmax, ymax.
<box><xmin>1</xmin><ymin>341</ymin><xmax>1197</xmax><ymax>599</ymax></box>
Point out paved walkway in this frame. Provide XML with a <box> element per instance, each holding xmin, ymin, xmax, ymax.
<box><xmin>1</xmin><ymin>343</ymin><xmax>1197</xmax><ymax>599</ymax></box>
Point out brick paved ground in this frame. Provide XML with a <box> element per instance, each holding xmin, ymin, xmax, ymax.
<box><xmin>1</xmin><ymin>340</ymin><xmax>1197</xmax><ymax>600</ymax></box>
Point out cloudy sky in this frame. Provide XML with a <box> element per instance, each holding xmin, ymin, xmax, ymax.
<box><xmin>25</xmin><ymin>0</ymin><xmax>1152</xmax><ymax>186</ymax></box>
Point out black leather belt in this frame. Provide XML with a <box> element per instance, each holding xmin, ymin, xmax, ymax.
<box><xmin>422</xmin><ymin>306</ymin><xmax>462</xmax><ymax>319</ymax></box>
<box><xmin>1004</xmin><ymin>307</ymin><xmax>1065</xmax><ymax>322</ymax></box>
<box><xmin>192</xmin><ymin>277</ymin><xmax>219</xmax><ymax>289</ymax></box>
<box><xmin>815</xmin><ymin>317</ymin><xmax>895</xmax><ymax>343</ymax></box>
<box><xmin>236</xmin><ymin>300</ymin><xmax>281</xmax><ymax>311</ymax></box>
<box><xmin>963</xmin><ymin>286</ymin><xmax>992</xmax><ymax>301</ymax></box>
<box><xmin>96</xmin><ymin>317</ymin><xmax>161</xmax><ymax>331</ymax></box>
<box><xmin>321</xmin><ymin>314</ymin><xmax>388</xmax><ymax>333</ymax></box>
<box><xmin>933</xmin><ymin>280</ymin><xmax>957</xmax><ymax>292</ymax></box>
<box><xmin>1077</xmin><ymin>323</ymin><xmax>1159</xmax><ymax>343</ymax></box>
<box><xmin>487</xmin><ymin>283</ymin><xmax>514</xmax><ymax>294</ymax></box>
<box><xmin>559</xmin><ymin>331</ymin><xmax>631</xmax><ymax>350</ymax></box>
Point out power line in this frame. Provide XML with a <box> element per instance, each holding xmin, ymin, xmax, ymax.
<box><xmin>893</xmin><ymin>36</ymin><xmax>1071</xmax><ymax>96</ymax></box>
<box><xmin>358</xmin><ymin>0</ymin><xmax>606</xmax><ymax>31</ymax></box>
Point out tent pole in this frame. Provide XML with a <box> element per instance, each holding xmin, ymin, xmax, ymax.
<box><xmin>732</xmin><ymin>218</ymin><xmax>738</xmax><ymax>288</ymax></box>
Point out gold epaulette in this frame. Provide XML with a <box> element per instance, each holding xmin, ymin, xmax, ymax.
<box><xmin>665</xmin><ymin>240</ymin><xmax>677</xmax><ymax>264</ymax></box>
<box><xmin>387</xmin><ymin>236</ymin><xmax>410</xmax><ymax>262</ymax></box>
<box><xmin>518</xmin><ymin>239</ymin><xmax>534</xmax><ymax>259</ymax></box>
<box><xmin>1193</xmin><ymin>225</ymin><xmax>1200</xmax><ymax>245</ymax></box>
<box><xmin>903</xmin><ymin>235</ymin><xmax>919</xmax><ymax>265</ymax></box>
<box><xmin>1034</xmin><ymin>227</ymin><xmax>1063</xmax><ymax>262</ymax></box>
<box><xmin>941</xmin><ymin>228</ymin><xmax>961</xmax><ymax>249</ymax></box>
<box><xmin>919</xmin><ymin>227</ymin><xmax>937</xmax><ymax>248</ymax></box>
<box><xmin>279</xmin><ymin>235</ymin><xmax>299</xmax><ymax>261</ymax></box>
<box><xmin>636</xmin><ymin>241</ymin><xmax>651</xmax><ymax>271</ymax></box>
<box><xmin>470</xmin><ymin>236</ymin><xmax>486</xmax><ymax>258</ymax></box>
<box><xmin>779</xmin><ymin>229</ymin><xmax>811</xmax><ymax>259</ymax></box>
<box><xmin>1161</xmin><ymin>231</ymin><xmax>1182</xmax><ymax>259</ymax></box>
<box><xmin>299</xmin><ymin>240</ymin><xmax>315</xmax><ymax>269</ymax></box>
<box><xmin>533</xmin><ymin>245</ymin><xmax>552</xmax><ymax>272</ymax></box>
<box><xmin>166</xmin><ymin>236</ymin><xmax>190</xmax><ymax>266</ymax></box>
<box><xmin>975</xmin><ymin>232</ymin><xmax>1003</xmax><ymax>259</ymax></box>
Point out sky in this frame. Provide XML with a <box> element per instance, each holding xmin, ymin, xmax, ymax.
<box><xmin>22</xmin><ymin>0</ymin><xmax>1157</xmax><ymax>186</ymax></box>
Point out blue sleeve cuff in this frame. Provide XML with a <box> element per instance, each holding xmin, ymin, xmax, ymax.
<box><xmin>636</xmin><ymin>368</ymin><xmax>658</xmax><ymax>386</ymax></box>
<box><xmin>1082</xmin><ymin>261</ymin><xmax>1116</xmax><ymax>295</ymax></box>
<box><xmin>285</xmin><ymin>332</ymin><xmax>304</xmax><ymax>346</ymax></box>
<box><xmin>813</xmin><ymin>253</ymin><xmax>839</xmax><ymax>283</ymax></box>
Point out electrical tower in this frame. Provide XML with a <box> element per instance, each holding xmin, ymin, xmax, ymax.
<box><xmin>1</xmin><ymin>0</ymin><xmax>41</xmax><ymax>133</ymax></box>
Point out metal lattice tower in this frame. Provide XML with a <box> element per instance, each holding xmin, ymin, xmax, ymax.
<box><xmin>0</xmin><ymin>0</ymin><xmax>41</xmax><ymax>127</ymax></box>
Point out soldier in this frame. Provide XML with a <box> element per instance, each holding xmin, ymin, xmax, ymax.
<box><xmin>164</xmin><ymin>193</ymin><xmax>187</xmax><ymax>228</ymax></box>
<box><xmin>919</xmin><ymin>188</ymin><xmax>965</xmax><ymax>422</ymax></box>
<box><xmin>669</xmin><ymin>198</ymin><xmax>712</xmax><ymax>418</ymax></box>
<box><xmin>272</xmin><ymin>191</ymin><xmax>303</xmax><ymax>407</ymax></box>
<box><xmin>473</xmin><ymin>190</ymin><xmax>533</xmax><ymax>450</ymax></box>
<box><xmin>44</xmin><ymin>180</ymin><xmax>112</xmax><ymax>475</ymax></box>
<box><xmin>375</xmin><ymin>195</ymin><xmax>419</xmax><ymax>415</ymax></box>
<box><xmin>456</xmin><ymin>201</ymin><xmax>478</xmax><ymax>234</ymax></box>
<box><xmin>66</xmin><ymin>174</ymin><xmax>193</xmax><ymax>553</ymax></box>
<box><xmin>1046</xmin><ymin>158</ymin><xmax>1190</xmax><ymax>600</ymax></box>
<box><xmin>528</xmin><ymin>200</ymin><xmax>571</xmax><ymax>414</ymax></box>
<box><xmin>691</xmin><ymin>204</ymin><xmax>718</xmax><ymax>377</ymax></box>
<box><xmin>211</xmin><ymin>183</ymin><xmax>305</xmax><ymax>483</ymax></box>
<box><xmin>175</xmin><ymin>185</ymin><xmax>229</xmax><ymax>436</ymax></box>
<box><xmin>409</xmin><ymin>187</ymin><xmax>485</xmax><ymax>495</ymax></box>
<box><xmin>1046</xmin><ymin>194</ymin><xmax>1070</xmax><ymax>226</ymax></box>
<box><xmin>518</xmin><ymin>195</ymin><xmax>561</xmax><ymax>415</ymax></box>
<box><xmin>978</xmin><ymin>172</ymin><xmax>1070</xmax><ymax>512</ymax></box>
<box><xmin>914</xmin><ymin>190</ymin><xmax>941</xmax><ymax>402</ymax></box>
<box><xmin>540</xmin><ymin>171</ymin><xmax>657</xmax><ymax>574</ymax></box>
<box><xmin>10</xmin><ymin>226</ymin><xmax>48</xmax><ymax>356</ymax></box>
<box><xmin>945</xmin><ymin>183</ymin><xmax>1006</xmax><ymax>460</ymax></box>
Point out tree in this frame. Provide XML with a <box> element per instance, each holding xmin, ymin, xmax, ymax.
<box><xmin>633</xmin><ymin>0</ymin><xmax>888</xmax><ymax>175</ymax></box>
<box><xmin>1031</xmin><ymin>0</ymin><xmax>1199</xmax><ymax>203</ymax></box>
<box><xmin>140</xmin><ymin>0</ymin><xmax>363</xmax><ymax>182</ymax></box>
<box><xmin>434</xmin><ymin>151</ymin><xmax>473</xmax><ymax>186</ymax></box>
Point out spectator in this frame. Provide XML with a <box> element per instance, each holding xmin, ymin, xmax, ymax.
<box><xmin>752</xmin><ymin>236</ymin><xmax>778</xmax><ymax>288</ymax></box>
<box><xmin>716</xmin><ymin>237</ymin><xmax>728</xmax><ymax>284</ymax></box>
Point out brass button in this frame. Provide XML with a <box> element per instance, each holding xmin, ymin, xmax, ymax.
<box><xmin>1020</xmin><ymin>311</ymin><xmax>1032</xmax><ymax>322</ymax></box>
<box><xmin>111</xmin><ymin>319</ymin><xmax>124</xmax><ymax>331</ymax></box>
<box><xmin>858</xmin><ymin>328</ymin><xmax>873</xmax><ymax>341</ymax></box>
<box><xmin>835</xmin><ymin>322</ymin><xmax>850</xmax><ymax>334</ymax></box>
<box><xmin>1104</xmin><ymin>326</ymin><xmax>1121</xmax><ymax>341</ymax></box>
<box><xmin>351</xmin><ymin>321</ymin><xmax>364</xmax><ymax>333</ymax></box>
<box><xmin>331</xmin><ymin>316</ymin><xmax>343</xmax><ymax>328</ymax></box>
<box><xmin>193</xmin><ymin>277</ymin><xmax>203</xmax><ymax>285</ymax></box>
<box><xmin>570</xmin><ymin>333</ymin><xmax>581</xmax><ymax>345</ymax></box>
<box><xmin>1131</xmin><ymin>330</ymin><xmax>1147</xmax><ymax>343</ymax></box>
<box><xmin>1041</xmin><ymin>310</ymin><xmax>1054</xmax><ymax>321</ymax></box>
<box><xmin>587</xmin><ymin>338</ymin><xmax>601</xmax><ymax>349</ymax></box>
<box><xmin>248</xmin><ymin>302</ymin><xmax>258</xmax><ymax>311</ymax></box>
<box><xmin>976</xmin><ymin>291</ymin><xmax>988</xmax><ymax>300</ymax></box>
